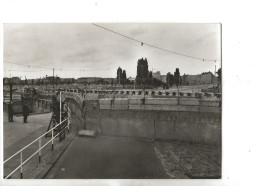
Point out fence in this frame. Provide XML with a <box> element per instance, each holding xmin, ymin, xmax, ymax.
<box><xmin>3</xmin><ymin>103</ymin><xmax>71</xmax><ymax>179</ymax></box>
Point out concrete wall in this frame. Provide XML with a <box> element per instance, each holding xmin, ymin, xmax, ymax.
<box><xmin>64</xmin><ymin>96</ymin><xmax>221</xmax><ymax>146</ymax></box>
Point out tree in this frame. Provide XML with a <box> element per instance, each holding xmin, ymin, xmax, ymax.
<box><xmin>174</xmin><ymin>68</ymin><xmax>180</xmax><ymax>96</ymax></box>
<box><xmin>122</xmin><ymin>70</ymin><xmax>127</xmax><ymax>85</ymax></box>
<box><xmin>174</xmin><ymin>68</ymin><xmax>180</xmax><ymax>86</ymax></box>
<box><xmin>166</xmin><ymin>72</ymin><xmax>174</xmax><ymax>87</ymax></box>
<box><xmin>116</xmin><ymin>67</ymin><xmax>123</xmax><ymax>84</ymax></box>
<box><xmin>40</xmin><ymin>78</ymin><xmax>43</xmax><ymax>85</ymax></box>
<box><xmin>152</xmin><ymin>78</ymin><xmax>163</xmax><ymax>87</ymax></box>
<box><xmin>149</xmin><ymin>71</ymin><xmax>153</xmax><ymax>78</ymax></box>
<box><xmin>136</xmin><ymin>58</ymin><xmax>149</xmax><ymax>85</ymax></box>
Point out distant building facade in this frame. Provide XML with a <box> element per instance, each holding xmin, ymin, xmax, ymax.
<box><xmin>3</xmin><ymin>77</ymin><xmax>21</xmax><ymax>85</ymax></box>
<box><xmin>103</xmin><ymin>78</ymin><xmax>116</xmax><ymax>84</ymax></box>
<box><xmin>128</xmin><ymin>77</ymin><xmax>135</xmax><ymax>82</ymax></box>
<box><xmin>181</xmin><ymin>72</ymin><xmax>217</xmax><ymax>85</ymax></box>
<box><xmin>78</xmin><ymin>77</ymin><xmax>102</xmax><ymax>84</ymax></box>
<box><xmin>152</xmin><ymin>71</ymin><xmax>161</xmax><ymax>81</ymax></box>
<box><xmin>161</xmin><ymin>75</ymin><xmax>167</xmax><ymax>83</ymax></box>
<box><xmin>60</xmin><ymin>78</ymin><xmax>75</xmax><ymax>84</ymax></box>
<box><xmin>201</xmin><ymin>72</ymin><xmax>217</xmax><ymax>84</ymax></box>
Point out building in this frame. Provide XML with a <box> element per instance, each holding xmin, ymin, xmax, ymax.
<box><xmin>200</xmin><ymin>72</ymin><xmax>217</xmax><ymax>84</ymax></box>
<box><xmin>161</xmin><ymin>75</ymin><xmax>167</xmax><ymax>83</ymax></box>
<box><xmin>181</xmin><ymin>72</ymin><xmax>217</xmax><ymax>85</ymax></box>
<box><xmin>3</xmin><ymin>77</ymin><xmax>10</xmax><ymax>85</ymax></box>
<box><xmin>103</xmin><ymin>78</ymin><xmax>116</xmax><ymax>84</ymax></box>
<box><xmin>187</xmin><ymin>75</ymin><xmax>201</xmax><ymax>85</ymax></box>
<box><xmin>128</xmin><ymin>77</ymin><xmax>135</xmax><ymax>82</ymax></box>
<box><xmin>60</xmin><ymin>78</ymin><xmax>75</xmax><ymax>84</ymax></box>
<box><xmin>78</xmin><ymin>77</ymin><xmax>102</xmax><ymax>84</ymax></box>
<box><xmin>27</xmin><ymin>79</ymin><xmax>34</xmax><ymax>85</ymax></box>
<box><xmin>152</xmin><ymin>71</ymin><xmax>161</xmax><ymax>81</ymax></box>
<box><xmin>3</xmin><ymin>77</ymin><xmax>21</xmax><ymax>85</ymax></box>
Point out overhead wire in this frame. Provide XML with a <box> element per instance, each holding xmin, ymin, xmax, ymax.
<box><xmin>92</xmin><ymin>23</ymin><xmax>219</xmax><ymax>62</ymax></box>
<box><xmin>4</xmin><ymin>61</ymin><xmax>109</xmax><ymax>72</ymax></box>
<box><xmin>4</xmin><ymin>24</ymin><xmax>219</xmax><ymax>79</ymax></box>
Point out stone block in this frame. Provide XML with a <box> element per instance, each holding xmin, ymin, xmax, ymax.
<box><xmin>129</xmin><ymin>104</ymin><xmax>144</xmax><ymax>110</ymax></box>
<box><xmin>200</xmin><ymin>100</ymin><xmax>220</xmax><ymax>107</ymax></box>
<box><xmin>114</xmin><ymin>98</ymin><xmax>129</xmax><ymax>105</ymax></box>
<box><xmin>200</xmin><ymin>106</ymin><xmax>221</xmax><ymax>113</ymax></box>
<box><xmin>99</xmin><ymin>99</ymin><xmax>112</xmax><ymax>105</ymax></box>
<box><xmin>113</xmin><ymin>104</ymin><xmax>128</xmax><ymax>110</ymax></box>
<box><xmin>179</xmin><ymin>98</ymin><xmax>200</xmax><ymax>106</ymax></box>
<box><xmin>145</xmin><ymin>98</ymin><xmax>178</xmax><ymax>105</ymax></box>
<box><xmin>100</xmin><ymin>105</ymin><xmax>111</xmax><ymax>110</ymax></box>
<box><xmin>144</xmin><ymin>105</ymin><xmax>199</xmax><ymax>112</ymax></box>
<box><xmin>129</xmin><ymin>98</ymin><xmax>143</xmax><ymax>105</ymax></box>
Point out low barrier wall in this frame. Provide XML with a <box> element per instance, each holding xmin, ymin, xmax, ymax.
<box><xmin>63</xmin><ymin>95</ymin><xmax>221</xmax><ymax>146</ymax></box>
<box><xmin>99</xmin><ymin>98</ymin><xmax>221</xmax><ymax>113</ymax></box>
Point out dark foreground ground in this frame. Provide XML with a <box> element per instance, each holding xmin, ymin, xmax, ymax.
<box><xmin>45</xmin><ymin>135</ymin><xmax>221</xmax><ymax>179</ymax></box>
<box><xmin>45</xmin><ymin>136</ymin><xmax>168</xmax><ymax>179</ymax></box>
<box><xmin>3</xmin><ymin>112</ymin><xmax>221</xmax><ymax>179</ymax></box>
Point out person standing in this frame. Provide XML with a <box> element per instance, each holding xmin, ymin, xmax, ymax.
<box><xmin>23</xmin><ymin>103</ymin><xmax>29</xmax><ymax>123</ymax></box>
<box><xmin>8</xmin><ymin>101</ymin><xmax>14</xmax><ymax>122</ymax></box>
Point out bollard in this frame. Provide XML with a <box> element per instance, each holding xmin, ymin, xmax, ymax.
<box><xmin>51</xmin><ymin>129</ymin><xmax>54</xmax><ymax>150</ymax></box>
<box><xmin>20</xmin><ymin>151</ymin><xmax>23</xmax><ymax>179</ymax></box>
<box><xmin>39</xmin><ymin>138</ymin><xmax>41</xmax><ymax>163</ymax></box>
<box><xmin>67</xmin><ymin>115</ymin><xmax>70</xmax><ymax>133</ymax></box>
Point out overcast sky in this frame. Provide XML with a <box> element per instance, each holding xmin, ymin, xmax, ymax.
<box><xmin>3</xmin><ymin>23</ymin><xmax>221</xmax><ymax>79</ymax></box>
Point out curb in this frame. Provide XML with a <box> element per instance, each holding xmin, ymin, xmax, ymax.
<box><xmin>36</xmin><ymin>132</ymin><xmax>78</xmax><ymax>179</ymax></box>
<box><xmin>35</xmin><ymin>115</ymin><xmax>79</xmax><ymax>179</ymax></box>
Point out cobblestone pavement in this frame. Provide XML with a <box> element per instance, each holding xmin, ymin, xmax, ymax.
<box><xmin>154</xmin><ymin>141</ymin><xmax>221</xmax><ymax>178</ymax></box>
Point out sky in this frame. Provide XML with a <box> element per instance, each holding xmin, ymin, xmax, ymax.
<box><xmin>3</xmin><ymin>23</ymin><xmax>221</xmax><ymax>80</ymax></box>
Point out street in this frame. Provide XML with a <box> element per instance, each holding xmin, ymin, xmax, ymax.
<box><xmin>45</xmin><ymin>136</ymin><xmax>169</xmax><ymax>179</ymax></box>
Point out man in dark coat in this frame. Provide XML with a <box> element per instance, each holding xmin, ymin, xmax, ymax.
<box><xmin>8</xmin><ymin>101</ymin><xmax>14</xmax><ymax>122</ymax></box>
<box><xmin>23</xmin><ymin>103</ymin><xmax>29</xmax><ymax>123</ymax></box>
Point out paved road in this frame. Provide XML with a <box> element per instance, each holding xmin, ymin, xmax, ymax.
<box><xmin>4</xmin><ymin>112</ymin><xmax>52</xmax><ymax>155</ymax></box>
<box><xmin>3</xmin><ymin>112</ymin><xmax>53</xmax><ymax>178</ymax></box>
<box><xmin>45</xmin><ymin>136</ymin><xmax>168</xmax><ymax>179</ymax></box>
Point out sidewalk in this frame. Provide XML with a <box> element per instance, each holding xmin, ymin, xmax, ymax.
<box><xmin>3</xmin><ymin>112</ymin><xmax>78</xmax><ymax>179</ymax></box>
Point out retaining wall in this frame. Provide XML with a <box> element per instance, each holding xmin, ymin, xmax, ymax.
<box><xmin>65</xmin><ymin>96</ymin><xmax>221</xmax><ymax>146</ymax></box>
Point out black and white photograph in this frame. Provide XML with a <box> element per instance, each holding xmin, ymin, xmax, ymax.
<box><xmin>2</xmin><ymin>23</ymin><xmax>222</xmax><ymax>179</ymax></box>
<box><xmin>1</xmin><ymin>0</ymin><xmax>260</xmax><ymax>186</ymax></box>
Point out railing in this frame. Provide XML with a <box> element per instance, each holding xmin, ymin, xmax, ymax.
<box><xmin>3</xmin><ymin>104</ymin><xmax>71</xmax><ymax>179</ymax></box>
